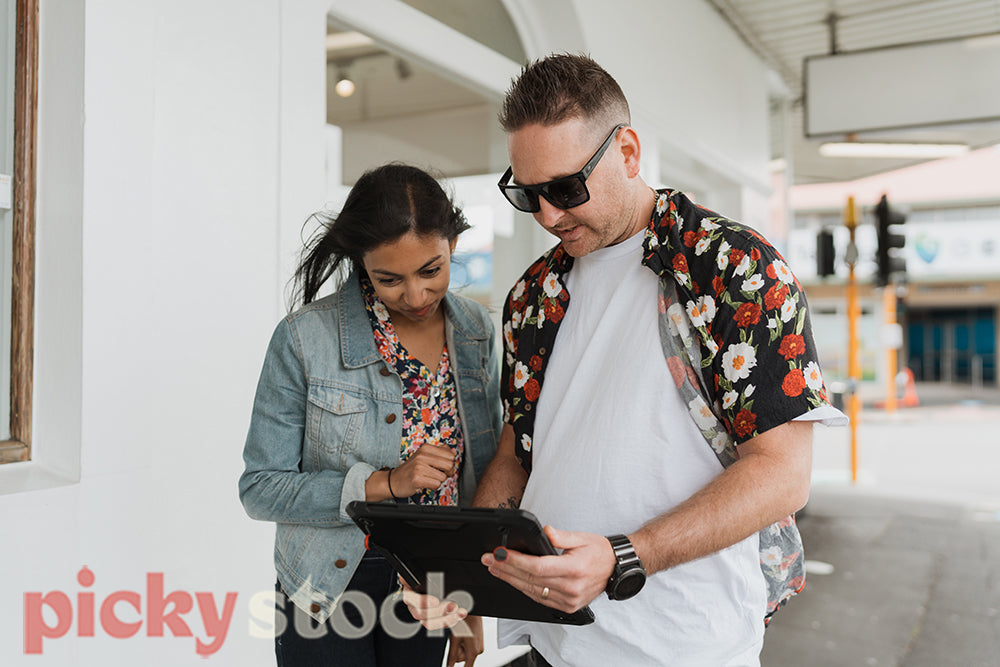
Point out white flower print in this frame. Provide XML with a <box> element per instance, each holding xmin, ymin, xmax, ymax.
<box><xmin>716</xmin><ymin>241</ymin><xmax>731</xmax><ymax>271</ymax></box>
<box><xmin>767</xmin><ymin>317</ymin><xmax>778</xmax><ymax>330</ymax></box>
<box><xmin>735</xmin><ymin>254</ymin><xmax>752</xmax><ymax>276</ymax></box>
<box><xmin>655</xmin><ymin>195</ymin><xmax>667</xmax><ymax>215</ymax></box>
<box><xmin>536</xmin><ymin>307</ymin><xmax>546</xmax><ymax>328</ymax></box>
<box><xmin>804</xmin><ymin>361</ymin><xmax>824</xmax><ymax>391</ymax></box>
<box><xmin>695</xmin><ymin>235</ymin><xmax>712</xmax><ymax>256</ymax></box>
<box><xmin>701</xmin><ymin>219</ymin><xmax>720</xmax><ymax>231</ymax></box>
<box><xmin>722</xmin><ymin>390</ymin><xmax>738</xmax><ymax>410</ymax></box>
<box><xmin>667</xmin><ymin>302</ymin><xmax>690</xmax><ymax>339</ymax></box>
<box><xmin>512</xmin><ymin>279</ymin><xmax>526</xmax><ymax>301</ymax></box>
<box><xmin>722</xmin><ymin>342</ymin><xmax>757</xmax><ymax>382</ymax></box>
<box><xmin>513</xmin><ymin>361</ymin><xmax>529</xmax><ymax>389</ymax></box>
<box><xmin>780</xmin><ymin>298</ymin><xmax>796</xmax><ymax>323</ymax></box>
<box><xmin>520</xmin><ymin>433</ymin><xmax>532</xmax><ymax>452</ymax></box>
<box><xmin>770</xmin><ymin>259</ymin><xmax>794</xmax><ymax>285</ymax></box>
<box><xmin>761</xmin><ymin>545</ymin><xmax>784</xmax><ymax>566</ymax></box>
<box><xmin>710</xmin><ymin>433</ymin><xmax>730</xmax><ymax>455</ymax></box>
<box><xmin>542</xmin><ymin>272</ymin><xmax>562</xmax><ymax>298</ymax></box>
<box><xmin>742</xmin><ymin>274</ymin><xmax>764</xmax><ymax>292</ymax></box>
<box><xmin>372</xmin><ymin>300</ymin><xmax>390</xmax><ymax>322</ymax></box>
<box><xmin>686</xmin><ymin>296</ymin><xmax>716</xmax><ymax>327</ymax></box>
<box><xmin>705</xmin><ymin>337</ymin><xmax>719</xmax><ymax>355</ymax></box>
<box><xmin>744</xmin><ymin>384</ymin><xmax>756</xmax><ymax>398</ymax></box>
<box><xmin>503</xmin><ymin>322</ymin><xmax>514</xmax><ymax>351</ymax></box>
<box><xmin>689</xmin><ymin>398</ymin><xmax>718</xmax><ymax>429</ymax></box>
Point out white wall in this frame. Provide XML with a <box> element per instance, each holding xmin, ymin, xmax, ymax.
<box><xmin>0</xmin><ymin>1</ymin><xmax>327</xmax><ymax>664</ymax></box>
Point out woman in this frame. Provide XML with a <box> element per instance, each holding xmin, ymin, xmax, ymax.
<box><xmin>240</xmin><ymin>164</ymin><xmax>501</xmax><ymax>666</ymax></box>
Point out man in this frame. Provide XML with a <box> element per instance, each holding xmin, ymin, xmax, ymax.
<box><xmin>409</xmin><ymin>54</ymin><xmax>845</xmax><ymax>666</ymax></box>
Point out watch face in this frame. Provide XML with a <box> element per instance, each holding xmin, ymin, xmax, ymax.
<box><xmin>613</xmin><ymin>570</ymin><xmax>646</xmax><ymax>600</ymax></box>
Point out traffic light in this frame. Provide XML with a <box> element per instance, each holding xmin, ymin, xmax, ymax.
<box><xmin>816</xmin><ymin>228</ymin><xmax>835</xmax><ymax>277</ymax></box>
<box><xmin>874</xmin><ymin>194</ymin><xmax>906</xmax><ymax>287</ymax></box>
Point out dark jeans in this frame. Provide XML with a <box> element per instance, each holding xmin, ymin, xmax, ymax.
<box><xmin>274</xmin><ymin>552</ymin><xmax>447</xmax><ymax>666</ymax></box>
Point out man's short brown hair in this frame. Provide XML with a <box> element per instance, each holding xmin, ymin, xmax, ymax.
<box><xmin>499</xmin><ymin>53</ymin><xmax>630</xmax><ymax>133</ymax></box>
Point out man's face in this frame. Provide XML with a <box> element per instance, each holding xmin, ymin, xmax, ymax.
<box><xmin>506</xmin><ymin>118</ymin><xmax>633</xmax><ymax>257</ymax></box>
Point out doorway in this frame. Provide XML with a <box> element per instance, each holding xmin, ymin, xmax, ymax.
<box><xmin>907</xmin><ymin>306</ymin><xmax>997</xmax><ymax>385</ymax></box>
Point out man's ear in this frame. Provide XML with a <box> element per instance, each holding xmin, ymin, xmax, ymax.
<box><xmin>620</xmin><ymin>126</ymin><xmax>642</xmax><ymax>178</ymax></box>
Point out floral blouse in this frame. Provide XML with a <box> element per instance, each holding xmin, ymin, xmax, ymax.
<box><xmin>501</xmin><ymin>188</ymin><xmax>835</xmax><ymax>623</ymax></box>
<box><xmin>361</xmin><ymin>277</ymin><xmax>464</xmax><ymax>506</ymax></box>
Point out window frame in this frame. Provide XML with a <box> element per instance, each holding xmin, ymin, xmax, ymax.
<box><xmin>0</xmin><ymin>0</ymin><xmax>37</xmax><ymax>464</ymax></box>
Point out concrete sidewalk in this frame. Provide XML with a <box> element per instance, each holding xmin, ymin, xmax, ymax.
<box><xmin>761</xmin><ymin>489</ymin><xmax>1000</xmax><ymax>667</ymax></box>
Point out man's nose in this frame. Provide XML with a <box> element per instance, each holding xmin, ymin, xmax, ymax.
<box><xmin>536</xmin><ymin>198</ymin><xmax>565</xmax><ymax>229</ymax></box>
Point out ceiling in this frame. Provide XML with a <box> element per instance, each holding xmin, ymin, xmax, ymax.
<box><xmin>707</xmin><ymin>0</ymin><xmax>1000</xmax><ymax>184</ymax></box>
<box><xmin>326</xmin><ymin>0</ymin><xmax>1000</xmax><ymax>187</ymax></box>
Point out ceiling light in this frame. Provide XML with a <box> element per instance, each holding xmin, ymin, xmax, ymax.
<box><xmin>334</xmin><ymin>70</ymin><xmax>355</xmax><ymax>97</ymax></box>
<box><xmin>818</xmin><ymin>142</ymin><xmax>969</xmax><ymax>159</ymax></box>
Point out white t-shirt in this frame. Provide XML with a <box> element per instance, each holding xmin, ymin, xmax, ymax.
<box><xmin>498</xmin><ymin>231</ymin><xmax>767</xmax><ymax>666</ymax></box>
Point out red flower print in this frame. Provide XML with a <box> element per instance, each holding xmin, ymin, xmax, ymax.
<box><xmin>750</xmin><ymin>248</ymin><xmax>761</xmax><ymax>261</ymax></box>
<box><xmin>672</xmin><ymin>254</ymin><xmax>689</xmax><ymax>273</ymax></box>
<box><xmin>524</xmin><ymin>378</ymin><xmax>540</xmax><ymax>402</ymax></box>
<box><xmin>666</xmin><ymin>356</ymin><xmax>686</xmax><ymax>388</ymax></box>
<box><xmin>782</xmin><ymin>368</ymin><xmax>805</xmax><ymax>397</ymax></box>
<box><xmin>713</xmin><ymin>276</ymin><xmax>724</xmax><ymax>296</ymax></box>
<box><xmin>778</xmin><ymin>334</ymin><xmax>806</xmax><ymax>360</ymax></box>
<box><xmin>544</xmin><ymin>300</ymin><xmax>565</xmax><ymax>323</ymax></box>
<box><xmin>729</xmin><ymin>248</ymin><xmax>745</xmax><ymax>266</ymax></box>
<box><xmin>529</xmin><ymin>354</ymin><xmax>543</xmax><ymax>371</ymax></box>
<box><xmin>764</xmin><ymin>283</ymin><xmax>789</xmax><ymax>310</ymax></box>
<box><xmin>733</xmin><ymin>302</ymin><xmax>762</xmax><ymax>327</ymax></box>
<box><xmin>733</xmin><ymin>409</ymin><xmax>756</xmax><ymax>438</ymax></box>
<box><xmin>683</xmin><ymin>231</ymin><xmax>698</xmax><ymax>248</ymax></box>
<box><xmin>766</xmin><ymin>263</ymin><xmax>777</xmax><ymax>279</ymax></box>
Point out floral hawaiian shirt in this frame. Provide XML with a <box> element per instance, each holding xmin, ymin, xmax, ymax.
<box><xmin>501</xmin><ymin>189</ymin><xmax>833</xmax><ymax>623</ymax></box>
<box><xmin>362</xmin><ymin>277</ymin><xmax>464</xmax><ymax>506</ymax></box>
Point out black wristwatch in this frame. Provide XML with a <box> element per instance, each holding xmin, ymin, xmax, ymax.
<box><xmin>605</xmin><ymin>534</ymin><xmax>647</xmax><ymax>601</ymax></box>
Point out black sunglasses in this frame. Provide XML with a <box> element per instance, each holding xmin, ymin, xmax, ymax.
<box><xmin>498</xmin><ymin>123</ymin><xmax>628</xmax><ymax>213</ymax></box>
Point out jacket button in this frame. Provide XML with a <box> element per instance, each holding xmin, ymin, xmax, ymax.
<box><xmin>380</xmin><ymin>367</ymin><xmax>391</xmax><ymax>376</ymax></box>
<box><xmin>386</xmin><ymin>414</ymin><xmax>397</xmax><ymax>424</ymax></box>
<box><xmin>310</xmin><ymin>603</ymin><xmax>321</xmax><ymax>613</ymax></box>
<box><xmin>335</xmin><ymin>559</ymin><xmax>347</xmax><ymax>568</ymax></box>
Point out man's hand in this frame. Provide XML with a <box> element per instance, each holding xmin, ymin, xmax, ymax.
<box><xmin>481</xmin><ymin>526</ymin><xmax>616</xmax><ymax>613</ymax></box>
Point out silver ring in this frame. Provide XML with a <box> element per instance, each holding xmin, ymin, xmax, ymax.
<box><xmin>541</xmin><ymin>586</ymin><xmax>550</xmax><ymax>600</ymax></box>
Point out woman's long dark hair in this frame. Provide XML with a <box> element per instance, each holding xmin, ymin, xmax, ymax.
<box><xmin>290</xmin><ymin>163</ymin><xmax>470</xmax><ymax>310</ymax></box>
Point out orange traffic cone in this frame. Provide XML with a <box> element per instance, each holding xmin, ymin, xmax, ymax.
<box><xmin>899</xmin><ymin>367</ymin><xmax>920</xmax><ymax>408</ymax></box>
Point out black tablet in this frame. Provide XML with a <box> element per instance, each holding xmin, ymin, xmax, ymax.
<box><xmin>346</xmin><ymin>501</ymin><xmax>595</xmax><ymax>626</ymax></box>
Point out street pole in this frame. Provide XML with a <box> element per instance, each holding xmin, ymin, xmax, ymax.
<box><xmin>884</xmin><ymin>287</ymin><xmax>897</xmax><ymax>413</ymax></box>
<box><xmin>844</xmin><ymin>197</ymin><xmax>860</xmax><ymax>484</ymax></box>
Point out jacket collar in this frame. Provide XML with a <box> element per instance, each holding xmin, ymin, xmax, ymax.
<box><xmin>337</xmin><ymin>271</ymin><xmax>488</xmax><ymax>369</ymax></box>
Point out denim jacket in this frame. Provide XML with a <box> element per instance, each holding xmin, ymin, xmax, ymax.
<box><xmin>239</xmin><ymin>272</ymin><xmax>501</xmax><ymax>622</ymax></box>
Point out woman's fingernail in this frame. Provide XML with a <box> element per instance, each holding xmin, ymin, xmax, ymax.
<box><xmin>493</xmin><ymin>546</ymin><xmax>507</xmax><ymax>561</ymax></box>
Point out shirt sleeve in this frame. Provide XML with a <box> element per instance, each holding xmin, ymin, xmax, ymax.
<box><xmin>691</xmin><ymin>223</ymin><xmax>839</xmax><ymax>443</ymax></box>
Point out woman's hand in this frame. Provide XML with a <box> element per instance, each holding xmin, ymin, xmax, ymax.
<box><xmin>390</xmin><ymin>444</ymin><xmax>457</xmax><ymax>497</ymax></box>
<box><xmin>447</xmin><ymin>614</ymin><xmax>483</xmax><ymax>666</ymax></box>
<box><xmin>365</xmin><ymin>444</ymin><xmax>457</xmax><ymax>501</ymax></box>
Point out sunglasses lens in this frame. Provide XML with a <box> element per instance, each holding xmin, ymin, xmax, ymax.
<box><xmin>505</xmin><ymin>187</ymin><xmax>540</xmax><ymax>213</ymax></box>
<box><xmin>543</xmin><ymin>177</ymin><xmax>589</xmax><ymax>209</ymax></box>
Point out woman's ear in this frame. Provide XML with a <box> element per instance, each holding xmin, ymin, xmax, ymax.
<box><xmin>450</xmin><ymin>237</ymin><xmax>458</xmax><ymax>255</ymax></box>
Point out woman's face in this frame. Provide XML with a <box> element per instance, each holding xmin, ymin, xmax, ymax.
<box><xmin>362</xmin><ymin>231</ymin><xmax>457</xmax><ymax>326</ymax></box>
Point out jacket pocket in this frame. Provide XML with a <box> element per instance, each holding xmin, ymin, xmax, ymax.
<box><xmin>305</xmin><ymin>384</ymin><xmax>368</xmax><ymax>464</ymax></box>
